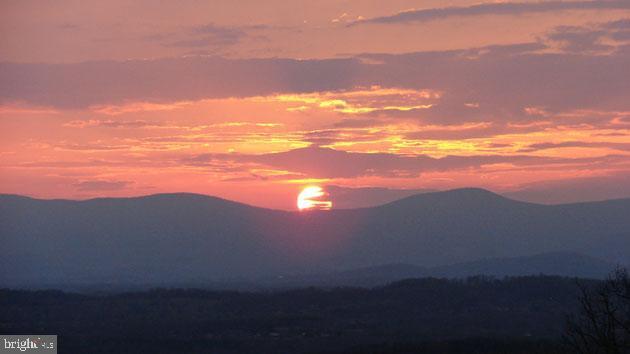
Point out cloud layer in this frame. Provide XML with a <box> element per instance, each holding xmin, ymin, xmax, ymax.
<box><xmin>3</xmin><ymin>33</ymin><xmax>628</xmax><ymax>128</ymax></box>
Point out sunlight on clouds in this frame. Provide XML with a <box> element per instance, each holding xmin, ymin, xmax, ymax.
<box><xmin>255</xmin><ymin>86</ymin><xmax>440</xmax><ymax>115</ymax></box>
<box><xmin>2</xmin><ymin>93</ymin><xmax>629</xmax><ymax>209</ymax></box>
<box><xmin>284</xmin><ymin>178</ymin><xmax>331</xmax><ymax>185</ymax></box>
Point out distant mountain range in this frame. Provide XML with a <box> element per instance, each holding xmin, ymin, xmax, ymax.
<box><xmin>1</xmin><ymin>188</ymin><xmax>629</xmax><ymax>288</ymax></box>
<box><xmin>264</xmin><ymin>252</ymin><xmax>615</xmax><ymax>289</ymax></box>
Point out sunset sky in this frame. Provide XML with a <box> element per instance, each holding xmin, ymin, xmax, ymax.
<box><xmin>1</xmin><ymin>0</ymin><xmax>629</xmax><ymax>210</ymax></box>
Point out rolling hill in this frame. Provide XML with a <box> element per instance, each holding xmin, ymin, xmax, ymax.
<box><xmin>259</xmin><ymin>252</ymin><xmax>616</xmax><ymax>288</ymax></box>
<box><xmin>1</xmin><ymin>189</ymin><xmax>629</xmax><ymax>288</ymax></box>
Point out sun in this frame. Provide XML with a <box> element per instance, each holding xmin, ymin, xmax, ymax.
<box><xmin>297</xmin><ymin>186</ymin><xmax>332</xmax><ymax>211</ymax></box>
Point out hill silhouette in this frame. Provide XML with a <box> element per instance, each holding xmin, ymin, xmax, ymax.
<box><xmin>261</xmin><ymin>252</ymin><xmax>615</xmax><ymax>288</ymax></box>
<box><xmin>1</xmin><ymin>188</ymin><xmax>629</xmax><ymax>287</ymax></box>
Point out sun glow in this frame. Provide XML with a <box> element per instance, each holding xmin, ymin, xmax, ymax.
<box><xmin>297</xmin><ymin>186</ymin><xmax>332</xmax><ymax>211</ymax></box>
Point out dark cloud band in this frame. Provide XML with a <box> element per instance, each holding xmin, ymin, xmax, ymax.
<box><xmin>353</xmin><ymin>0</ymin><xmax>630</xmax><ymax>26</ymax></box>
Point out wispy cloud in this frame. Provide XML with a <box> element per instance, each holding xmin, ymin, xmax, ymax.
<box><xmin>150</xmin><ymin>23</ymin><xmax>272</xmax><ymax>49</ymax></box>
<box><xmin>187</xmin><ymin>146</ymin><xmax>613</xmax><ymax>179</ymax></box>
<box><xmin>545</xmin><ymin>19</ymin><xmax>630</xmax><ymax>53</ymax></box>
<box><xmin>352</xmin><ymin>0</ymin><xmax>630</xmax><ymax>26</ymax></box>
<box><xmin>164</xmin><ymin>23</ymin><xmax>246</xmax><ymax>48</ymax></box>
<box><xmin>520</xmin><ymin>141</ymin><xmax>630</xmax><ymax>152</ymax></box>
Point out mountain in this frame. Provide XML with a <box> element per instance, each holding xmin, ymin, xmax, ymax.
<box><xmin>1</xmin><ymin>189</ymin><xmax>629</xmax><ymax>288</ymax></box>
<box><xmin>325</xmin><ymin>185</ymin><xmax>435</xmax><ymax>209</ymax></box>
<box><xmin>430</xmin><ymin>252</ymin><xmax>616</xmax><ymax>279</ymax></box>
<box><xmin>261</xmin><ymin>252</ymin><xmax>616</xmax><ymax>288</ymax></box>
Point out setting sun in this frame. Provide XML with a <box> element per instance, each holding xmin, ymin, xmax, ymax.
<box><xmin>297</xmin><ymin>186</ymin><xmax>332</xmax><ymax>211</ymax></box>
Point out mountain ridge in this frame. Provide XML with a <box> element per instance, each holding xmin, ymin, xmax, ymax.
<box><xmin>261</xmin><ymin>251</ymin><xmax>618</xmax><ymax>289</ymax></box>
<box><xmin>4</xmin><ymin>187</ymin><xmax>630</xmax><ymax>210</ymax></box>
<box><xmin>2</xmin><ymin>188</ymin><xmax>629</xmax><ymax>287</ymax></box>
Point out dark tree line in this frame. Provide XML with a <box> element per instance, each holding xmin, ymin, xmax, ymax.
<box><xmin>9</xmin><ymin>269</ymin><xmax>630</xmax><ymax>354</ymax></box>
<box><xmin>4</xmin><ymin>274</ymin><xmax>630</xmax><ymax>353</ymax></box>
<box><xmin>1</xmin><ymin>276</ymin><xmax>585</xmax><ymax>353</ymax></box>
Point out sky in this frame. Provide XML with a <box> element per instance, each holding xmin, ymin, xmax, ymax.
<box><xmin>1</xmin><ymin>0</ymin><xmax>629</xmax><ymax>210</ymax></box>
